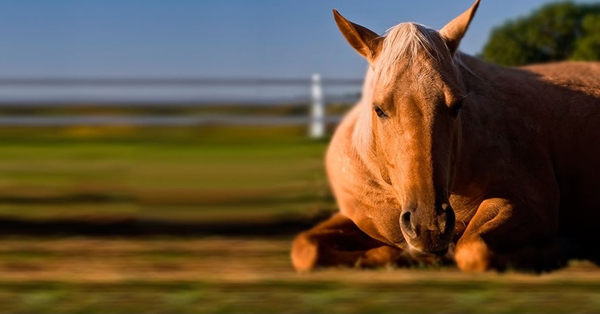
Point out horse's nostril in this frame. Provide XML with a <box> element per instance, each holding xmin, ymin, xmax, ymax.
<box><xmin>438</xmin><ymin>217</ymin><xmax>446</xmax><ymax>233</ymax></box>
<box><xmin>400</xmin><ymin>211</ymin><xmax>417</xmax><ymax>239</ymax></box>
<box><xmin>402</xmin><ymin>211</ymin><xmax>411</xmax><ymax>225</ymax></box>
<box><xmin>444</xmin><ymin>206</ymin><xmax>456</xmax><ymax>234</ymax></box>
<box><xmin>436</xmin><ymin>203</ymin><xmax>451</xmax><ymax>215</ymax></box>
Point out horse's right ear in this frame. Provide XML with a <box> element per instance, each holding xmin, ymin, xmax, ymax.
<box><xmin>439</xmin><ymin>0</ymin><xmax>480</xmax><ymax>55</ymax></box>
<box><xmin>333</xmin><ymin>10</ymin><xmax>382</xmax><ymax>64</ymax></box>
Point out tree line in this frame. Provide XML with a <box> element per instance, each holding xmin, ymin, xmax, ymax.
<box><xmin>481</xmin><ymin>1</ymin><xmax>600</xmax><ymax>66</ymax></box>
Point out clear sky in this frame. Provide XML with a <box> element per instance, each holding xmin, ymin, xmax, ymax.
<box><xmin>0</xmin><ymin>0</ymin><xmax>597</xmax><ymax>81</ymax></box>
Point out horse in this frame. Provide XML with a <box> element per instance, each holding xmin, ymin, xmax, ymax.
<box><xmin>291</xmin><ymin>0</ymin><xmax>600</xmax><ymax>272</ymax></box>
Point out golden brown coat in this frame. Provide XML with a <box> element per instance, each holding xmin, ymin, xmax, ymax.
<box><xmin>292</xmin><ymin>0</ymin><xmax>600</xmax><ymax>272</ymax></box>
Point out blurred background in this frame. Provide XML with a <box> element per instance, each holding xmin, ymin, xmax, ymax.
<box><xmin>0</xmin><ymin>0</ymin><xmax>600</xmax><ymax>313</ymax></box>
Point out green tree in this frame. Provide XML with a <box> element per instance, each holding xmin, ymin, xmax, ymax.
<box><xmin>481</xmin><ymin>2</ymin><xmax>600</xmax><ymax>66</ymax></box>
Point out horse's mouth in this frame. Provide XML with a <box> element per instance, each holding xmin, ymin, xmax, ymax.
<box><xmin>400</xmin><ymin>228</ymin><xmax>455</xmax><ymax>256</ymax></box>
<box><xmin>408</xmin><ymin>244</ymin><xmax>449</xmax><ymax>257</ymax></box>
<box><xmin>395</xmin><ymin>236</ymin><xmax>453</xmax><ymax>257</ymax></box>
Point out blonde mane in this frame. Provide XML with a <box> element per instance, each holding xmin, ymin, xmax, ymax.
<box><xmin>352</xmin><ymin>22</ymin><xmax>459</xmax><ymax>161</ymax></box>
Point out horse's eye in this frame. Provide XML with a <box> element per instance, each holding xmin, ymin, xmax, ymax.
<box><xmin>374</xmin><ymin>106</ymin><xmax>388</xmax><ymax>118</ymax></box>
<box><xmin>451</xmin><ymin>101</ymin><xmax>463</xmax><ymax>117</ymax></box>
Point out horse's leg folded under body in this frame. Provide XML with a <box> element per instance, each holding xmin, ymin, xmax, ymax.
<box><xmin>455</xmin><ymin>198</ymin><xmax>573</xmax><ymax>272</ymax></box>
<box><xmin>291</xmin><ymin>213</ymin><xmax>415</xmax><ymax>271</ymax></box>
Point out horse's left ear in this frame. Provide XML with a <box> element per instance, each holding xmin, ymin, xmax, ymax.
<box><xmin>439</xmin><ymin>0</ymin><xmax>480</xmax><ymax>55</ymax></box>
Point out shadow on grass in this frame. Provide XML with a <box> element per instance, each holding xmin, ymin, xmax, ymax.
<box><xmin>0</xmin><ymin>211</ymin><xmax>333</xmax><ymax>237</ymax></box>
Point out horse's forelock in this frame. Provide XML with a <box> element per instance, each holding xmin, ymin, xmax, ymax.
<box><xmin>375</xmin><ymin>23</ymin><xmax>451</xmax><ymax>87</ymax></box>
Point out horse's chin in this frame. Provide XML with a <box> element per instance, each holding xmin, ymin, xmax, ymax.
<box><xmin>399</xmin><ymin>220</ymin><xmax>456</xmax><ymax>258</ymax></box>
<box><xmin>409</xmin><ymin>245</ymin><xmax>447</xmax><ymax>256</ymax></box>
<box><xmin>407</xmin><ymin>241</ymin><xmax>455</xmax><ymax>260</ymax></box>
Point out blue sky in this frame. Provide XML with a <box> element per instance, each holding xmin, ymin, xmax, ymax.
<box><xmin>0</xmin><ymin>0</ymin><xmax>597</xmax><ymax>81</ymax></box>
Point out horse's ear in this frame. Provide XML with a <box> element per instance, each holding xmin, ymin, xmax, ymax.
<box><xmin>333</xmin><ymin>9</ymin><xmax>383</xmax><ymax>64</ymax></box>
<box><xmin>439</xmin><ymin>0</ymin><xmax>480</xmax><ymax>55</ymax></box>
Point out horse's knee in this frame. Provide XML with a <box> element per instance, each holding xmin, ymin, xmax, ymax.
<box><xmin>291</xmin><ymin>232</ymin><xmax>320</xmax><ymax>271</ymax></box>
<box><xmin>455</xmin><ymin>240</ymin><xmax>493</xmax><ymax>272</ymax></box>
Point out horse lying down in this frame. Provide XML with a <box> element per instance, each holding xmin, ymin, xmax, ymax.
<box><xmin>292</xmin><ymin>0</ymin><xmax>600</xmax><ymax>272</ymax></box>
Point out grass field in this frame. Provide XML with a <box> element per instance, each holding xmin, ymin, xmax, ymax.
<box><xmin>0</xmin><ymin>125</ymin><xmax>598</xmax><ymax>313</ymax></box>
<box><xmin>0</xmin><ymin>237</ymin><xmax>599</xmax><ymax>313</ymax></box>
<box><xmin>0</xmin><ymin>126</ymin><xmax>333</xmax><ymax>223</ymax></box>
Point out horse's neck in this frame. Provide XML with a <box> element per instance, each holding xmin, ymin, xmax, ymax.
<box><xmin>454</xmin><ymin>53</ymin><xmax>503</xmax><ymax>89</ymax></box>
<box><xmin>450</xmin><ymin>54</ymin><xmax>511</xmax><ymax>187</ymax></box>
<box><xmin>351</xmin><ymin>67</ymin><xmax>377</xmax><ymax>161</ymax></box>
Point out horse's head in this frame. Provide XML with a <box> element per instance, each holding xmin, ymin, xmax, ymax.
<box><xmin>334</xmin><ymin>1</ymin><xmax>479</xmax><ymax>255</ymax></box>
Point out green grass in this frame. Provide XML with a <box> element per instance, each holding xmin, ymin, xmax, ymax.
<box><xmin>0</xmin><ymin>280</ymin><xmax>599</xmax><ymax>314</ymax></box>
<box><xmin>0</xmin><ymin>237</ymin><xmax>596</xmax><ymax>313</ymax></box>
<box><xmin>0</xmin><ymin>125</ymin><xmax>597</xmax><ymax>313</ymax></box>
<box><xmin>0</xmin><ymin>126</ymin><xmax>333</xmax><ymax>221</ymax></box>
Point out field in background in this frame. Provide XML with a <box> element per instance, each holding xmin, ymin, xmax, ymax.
<box><xmin>0</xmin><ymin>125</ymin><xmax>333</xmax><ymax>224</ymax></box>
<box><xmin>0</xmin><ymin>125</ymin><xmax>598</xmax><ymax>313</ymax></box>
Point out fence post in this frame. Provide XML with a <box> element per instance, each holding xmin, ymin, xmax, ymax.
<box><xmin>310</xmin><ymin>73</ymin><xmax>325</xmax><ymax>139</ymax></box>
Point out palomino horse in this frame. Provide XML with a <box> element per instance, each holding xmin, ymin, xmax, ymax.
<box><xmin>292</xmin><ymin>0</ymin><xmax>600</xmax><ymax>272</ymax></box>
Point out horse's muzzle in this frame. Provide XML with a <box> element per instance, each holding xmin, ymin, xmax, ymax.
<box><xmin>399</xmin><ymin>203</ymin><xmax>455</xmax><ymax>254</ymax></box>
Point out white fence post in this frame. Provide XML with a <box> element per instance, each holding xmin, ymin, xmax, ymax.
<box><xmin>310</xmin><ymin>73</ymin><xmax>325</xmax><ymax>139</ymax></box>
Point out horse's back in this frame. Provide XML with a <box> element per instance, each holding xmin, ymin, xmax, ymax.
<box><xmin>520</xmin><ymin>62</ymin><xmax>600</xmax><ymax>240</ymax></box>
<box><xmin>523</xmin><ymin>61</ymin><xmax>600</xmax><ymax>97</ymax></box>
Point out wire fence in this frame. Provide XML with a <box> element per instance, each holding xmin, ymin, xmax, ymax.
<box><xmin>0</xmin><ymin>75</ymin><xmax>363</xmax><ymax>138</ymax></box>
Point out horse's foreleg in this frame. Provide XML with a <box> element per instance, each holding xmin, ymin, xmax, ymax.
<box><xmin>455</xmin><ymin>198</ymin><xmax>571</xmax><ymax>272</ymax></box>
<box><xmin>291</xmin><ymin>213</ymin><xmax>407</xmax><ymax>271</ymax></box>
